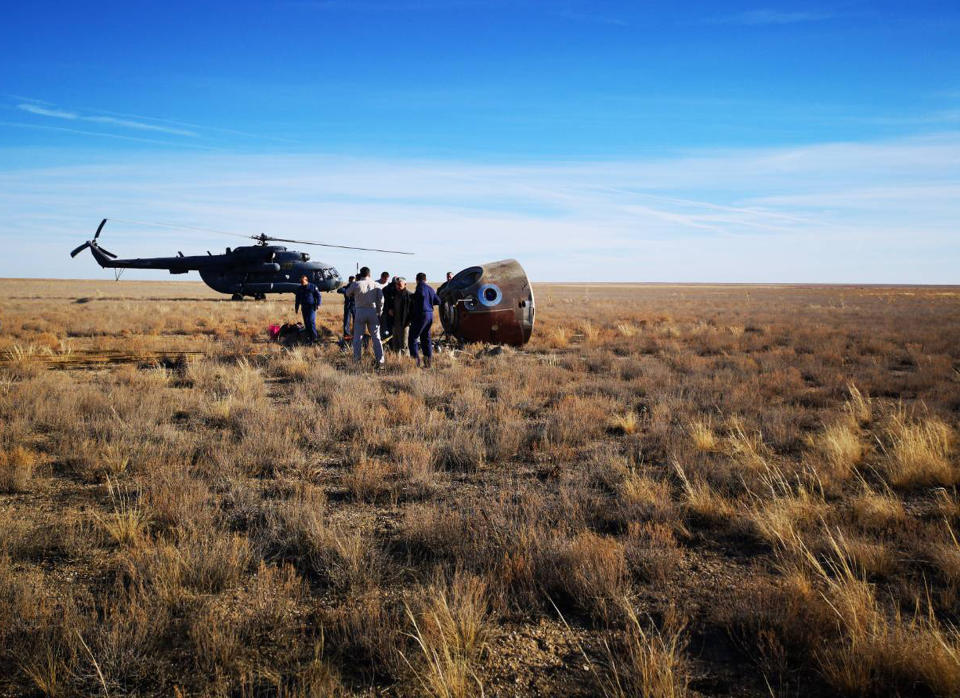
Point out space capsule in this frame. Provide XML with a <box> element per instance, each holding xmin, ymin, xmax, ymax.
<box><xmin>437</xmin><ymin>259</ymin><xmax>535</xmax><ymax>346</ymax></box>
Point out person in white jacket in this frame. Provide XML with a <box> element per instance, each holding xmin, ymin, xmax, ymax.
<box><xmin>346</xmin><ymin>266</ymin><xmax>385</xmax><ymax>367</ymax></box>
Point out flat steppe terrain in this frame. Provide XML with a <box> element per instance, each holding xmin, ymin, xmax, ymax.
<box><xmin>2</xmin><ymin>279</ymin><xmax>959</xmax><ymax>696</ymax></box>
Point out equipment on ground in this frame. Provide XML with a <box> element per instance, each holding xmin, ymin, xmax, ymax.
<box><xmin>438</xmin><ymin>259</ymin><xmax>535</xmax><ymax>346</ymax></box>
<box><xmin>70</xmin><ymin>219</ymin><xmax>413</xmax><ymax>300</ymax></box>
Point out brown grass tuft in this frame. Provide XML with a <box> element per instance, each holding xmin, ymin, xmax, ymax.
<box><xmin>688</xmin><ymin>419</ymin><xmax>718</xmax><ymax>452</ymax></box>
<box><xmin>404</xmin><ymin>572</ymin><xmax>491</xmax><ymax>698</ymax></box>
<box><xmin>600</xmin><ymin>603</ymin><xmax>689</xmax><ymax>698</ymax></box>
<box><xmin>882</xmin><ymin>410</ymin><xmax>957</xmax><ymax>488</ymax></box>
<box><xmin>0</xmin><ymin>445</ymin><xmax>39</xmax><ymax>493</ymax></box>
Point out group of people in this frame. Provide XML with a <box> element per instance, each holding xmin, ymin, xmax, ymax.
<box><xmin>294</xmin><ymin>267</ymin><xmax>453</xmax><ymax>368</ymax></box>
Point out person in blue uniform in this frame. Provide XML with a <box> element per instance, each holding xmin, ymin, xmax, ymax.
<box><xmin>409</xmin><ymin>272</ymin><xmax>440</xmax><ymax>367</ymax></box>
<box><xmin>294</xmin><ymin>274</ymin><xmax>322</xmax><ymax>343</ymax></box>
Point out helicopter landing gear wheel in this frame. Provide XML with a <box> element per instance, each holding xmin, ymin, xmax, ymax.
<box><xmin>231</xmin><ymin>293</ymin><xmax>244</xmax><ymax>301</ymax></box>
<box><xmin>253</xmin><ymin>293</ymin><xmax>266</xmax><ymax>301</ymax></box>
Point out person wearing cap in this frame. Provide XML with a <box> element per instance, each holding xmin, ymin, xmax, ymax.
<box><xmin>409</xmin><ymin>272</ymin><xmax>440</xmax><ymax>368</ymax></box>
<box><xmin>347</xmin><ymin>266</ymin><xmax>385</xmax><ymax>367</ymax></box>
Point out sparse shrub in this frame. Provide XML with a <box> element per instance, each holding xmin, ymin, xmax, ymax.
<box><xmin>547</xmin><ymin>326</ymin><xmax>570</xmax><ymax>348</ymax></box>
<box><xmin>749</xmin><ymin>484</ymin><xmax>826</xmax><ymax>555</ymax></box>
<box><xmin>394</xmin><ymin>439</ymin><xmax>438</xmax><ymax>490</ymax></box>
<box><xmin>328</xmin><ymin>590</ymin><xmax>406</xmax><ymax>679</ymax></box>
<box><xmin>97</xmin><ymin>479</ymin><xmax>150</xmax><ymax>548</ymax></box>
<box><xmin>190</xmin><ymin>598</ymin><xmax>246</xmax><ymax>673</ymax></box>
<box><xmin>404</xmin><ymin>572</ymin><xmax>491</xmax><ymax>698</ymax></box>
<box><xmin>345</xmin><ymin>456</ymin><xmax>396</xmax><ymax>502</ymax></box>
<box><xmin>849</xmin><ymin>485</ymin><xmax>905</xmax><ymax>531</ymax></box>
<box><xmin>609</xmin><ymin>411</ymin><xmax>639</xmax><ymax>435</ymax></box>
<box><xmin>434</xmin><ymin>430</ymin><xmax>485</xmax><ymax>472</ymax></box>
<box><xmin>619</xmin><ymin>473</ymin><xmax>675</xmax><ymax>524</ymax></box>
<box><xmin>177</xmin><ymin>529</ymin><xmax>252</xmax><ymax>593</ymax></box>
<box><xmin>599</xmin><ymin>603</ymin><xmax>689</xmax><ymax>698</ymax></box>
<box><xmin>845</xmin><ymin>383</ymin><xmax>872</xmax><ymax>425</ymax></box>
<box><xmin>688</xmin><ymin>419</ymin><xmax>718</xmax><ymax>452</ymax></box>
<box><xmin>624</xmin><ymin>522</ymin><xmax>682</xmax><ymax>583</ymax></box>
<box><xmin>276</xmin><ymin>348</ymin><xmax>312</xmax><ymax>380</ymax></box>
<box><xmin>882</xmin><ymin>410</ymin><xmax>956</xmax><ymax>488</ymax></box>
<box><xmin>548</xmin><ymin>531</ymin><xmax>627</xmax><ymax>622</ymax></box>
<box><xmin>674</xmin><ymin>463</ymin><xmax>734</xmax><ymax>528</ymax></box>
<box><xmin>0</xmin><ymin>445</ymin><xmax>38</xmax><ymax>492</ymax></box>
<box><xmin>807</xmin><ymin>531</ymin><xmax>960</xmax><ymax>695</ymax></box>
<box><xmin>815</xmin><ymin>418</ymin><xmax>863</xmax><ymax>482</ymax></box>
<box><xmin>725</xmin><ymin>417</ymin><xmax>769</xmax><ymax>471</ymax></box>
<box><xmin>544</xmin><ymin>395</ymin><xmax>611</xmax><ymax>449</ymax></box>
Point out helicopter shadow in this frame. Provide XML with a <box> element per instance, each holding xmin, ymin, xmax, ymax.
<box><xmin>67</xmin><ymin>296</ymin><xmax>264</xmax><ymax>303</ymax></box>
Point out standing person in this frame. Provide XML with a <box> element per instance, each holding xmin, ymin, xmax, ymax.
<box><xmin>409</xmin><ymin>272</ymin><xmax>440</xmax><ymax>368</ymax></box>
<box><xmin>294</xmin><ymin>274</ymin><xmax>322</xmax><ymax>344</ymax></box>
<box><xmin>446</xmin><ymin>271</ymin><xmax>453</xmax><ymax>283</ymax></box>
<box><xmin>347</xmin><ymin>266</ymin><xmax>385</xmax><ymax>368</ymax></box>
<box><xmin>388</xmin><ymin>276</ymin><xmax>412</xmax><ymax>353</ymax></box>
<box><xmin>380</xmin><ymin>275</ymin><xmax>397</xmax><ymax>341</ymax></box>
<box><xmin>377</xmin><ymin>271</ymin><xmax>391</xmax><ymax>287</ymax></box>
<box><xmin>336</xmin><ymin>275</ymin><xmax>355</xmax><ymax>338</ymax></box>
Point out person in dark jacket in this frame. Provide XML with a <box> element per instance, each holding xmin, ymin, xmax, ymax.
<box><xmin>336</xmin><ymin>275</ymin><xmax>355</xmax><ymax>337</ymax></box>
<box><xmin>380</xmin><ymin>275</ymin><xmax>397</xmax><ymax>341</ymax></box>
<box><xmin>294</xmin><ymin>274</ymin><xmax>322</xmax><ymax>343</ymax></box>
<box><xmin>409</xmin><ymin>272</ymin><xmax>440</xmax><ymax>367</ymax></box>
<box><xmin>388</xmin><ymin>277</ymin><xmax>413</xmax><ymax>353</ymax></box>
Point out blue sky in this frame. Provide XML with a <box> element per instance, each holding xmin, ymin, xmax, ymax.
<box><xmin>2</xmin><ymin>1</ymin><xmax>959</xmax><ymax>282</ymax></box>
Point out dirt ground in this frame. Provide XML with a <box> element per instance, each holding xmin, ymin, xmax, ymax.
<box><xmin>1</xmin><ymin>278</ymin><xmax>959</xmax><ymax>697</ymax></box>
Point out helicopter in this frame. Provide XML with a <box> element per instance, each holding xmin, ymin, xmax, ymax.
<box><xmin>70</xmin><ymin>219</ymin><xmax>413</xmax><ymax>299</ymax></box>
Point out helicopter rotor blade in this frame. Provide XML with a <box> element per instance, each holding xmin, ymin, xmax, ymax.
<box><xmin>93</xmin><ymin>218</ymin><xmax>108</xmax><ymax>240</ymax></box>
<box><xmin>253</xmin><ymin>234</ymin><xmax>415</xmax><ymax>255</ymax></box>
<box><xmin>70</xmin><ymin>242</ymin><xmax>91</xmax><ymax>258</ymax></box>
<box><xmin>98</xmin><ymin>246</ymin><xmax>118</xmax><ymax>259</ymax></box>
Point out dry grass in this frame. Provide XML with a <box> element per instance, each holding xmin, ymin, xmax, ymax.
<box><xmin>688</xmin><ymin>418</ymin><xmax>718</xmax><ymax>452</ymax></box>
<box><xmin>881</xmin><ymin>409</ymin><xmax>957</xmax><ymax>488</ymax></box>
<box><xmin>0</xmin><ymin>445</ymin><xmax>38</xmax><ymax>493</ymax></box>
<box><xmin>404</xmin><ymin>572</ymin><xmax>491</xmax><ymax>698</ymax></box>
<box><xmin>2</xmin><ymin>279</ymin><xmax>960</xmax><ymax>696</ymax></box>
<box><xmin>97</xmin><ymin>479</ymin><xmax>150</xmax><ymax>548</ymax></box>
<box><xmin>600</xmin><ymin>604</ymin><xmax>689</xmax><ymax>698</ymax></box>
<box><xmin>806</xmin><ymin>531</ymin><xmax>960</xmax><ymax>695</ymax></box>
<box><xmin>815</xmin><ymin>418</ymin><xmax>864</xmax><ymax>480</ymax></box>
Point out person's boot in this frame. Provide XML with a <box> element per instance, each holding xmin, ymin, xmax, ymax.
<box><xmin>424</xmin><ymin>357</ymin><xmax>431</xmax><ymax>369</ymax></box>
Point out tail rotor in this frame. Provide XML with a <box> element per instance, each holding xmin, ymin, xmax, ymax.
<box><xmin>70</xmin><ymin>219</ymin><xmax>118</xmax><ymax>258</ymax></box>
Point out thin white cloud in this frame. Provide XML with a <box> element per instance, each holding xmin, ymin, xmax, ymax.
<box><xmin>17</xmin><ymin>103</ymin><xmax>78</xmax><ymax>119</ymax></box>
<box><xmin>1</xmin><ymin>132</ymin><xmax>958</xmax><ymax>283</ymax></box>
<box><xmin>556</xmin><ymin>9</ymin><xmax>627</xmax><ymax>27</ymax></box>
<box><xmin>16</xmin><ymin>102</ymin><xmax>198</xmax><ymax>137</ymax></box>
<box><xmin>75</xmin><ymin>106</ymin><xmax>300</xmax><ymax>143</ymax></box>
<box><xmin>0</xmin><ymin>121</ymin><xmax>217</xmax><ymax>150</ymax></box>
<box><xmin>707</xmin><ymin>9</ymin><xmax>834</xmax><ymax>25</ymax></box>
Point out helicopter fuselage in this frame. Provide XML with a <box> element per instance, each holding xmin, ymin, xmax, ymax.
<box><xmin>83</xmin><ymin>241</ymin><xmax>342</xmax><ymax>298</ymax></box>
